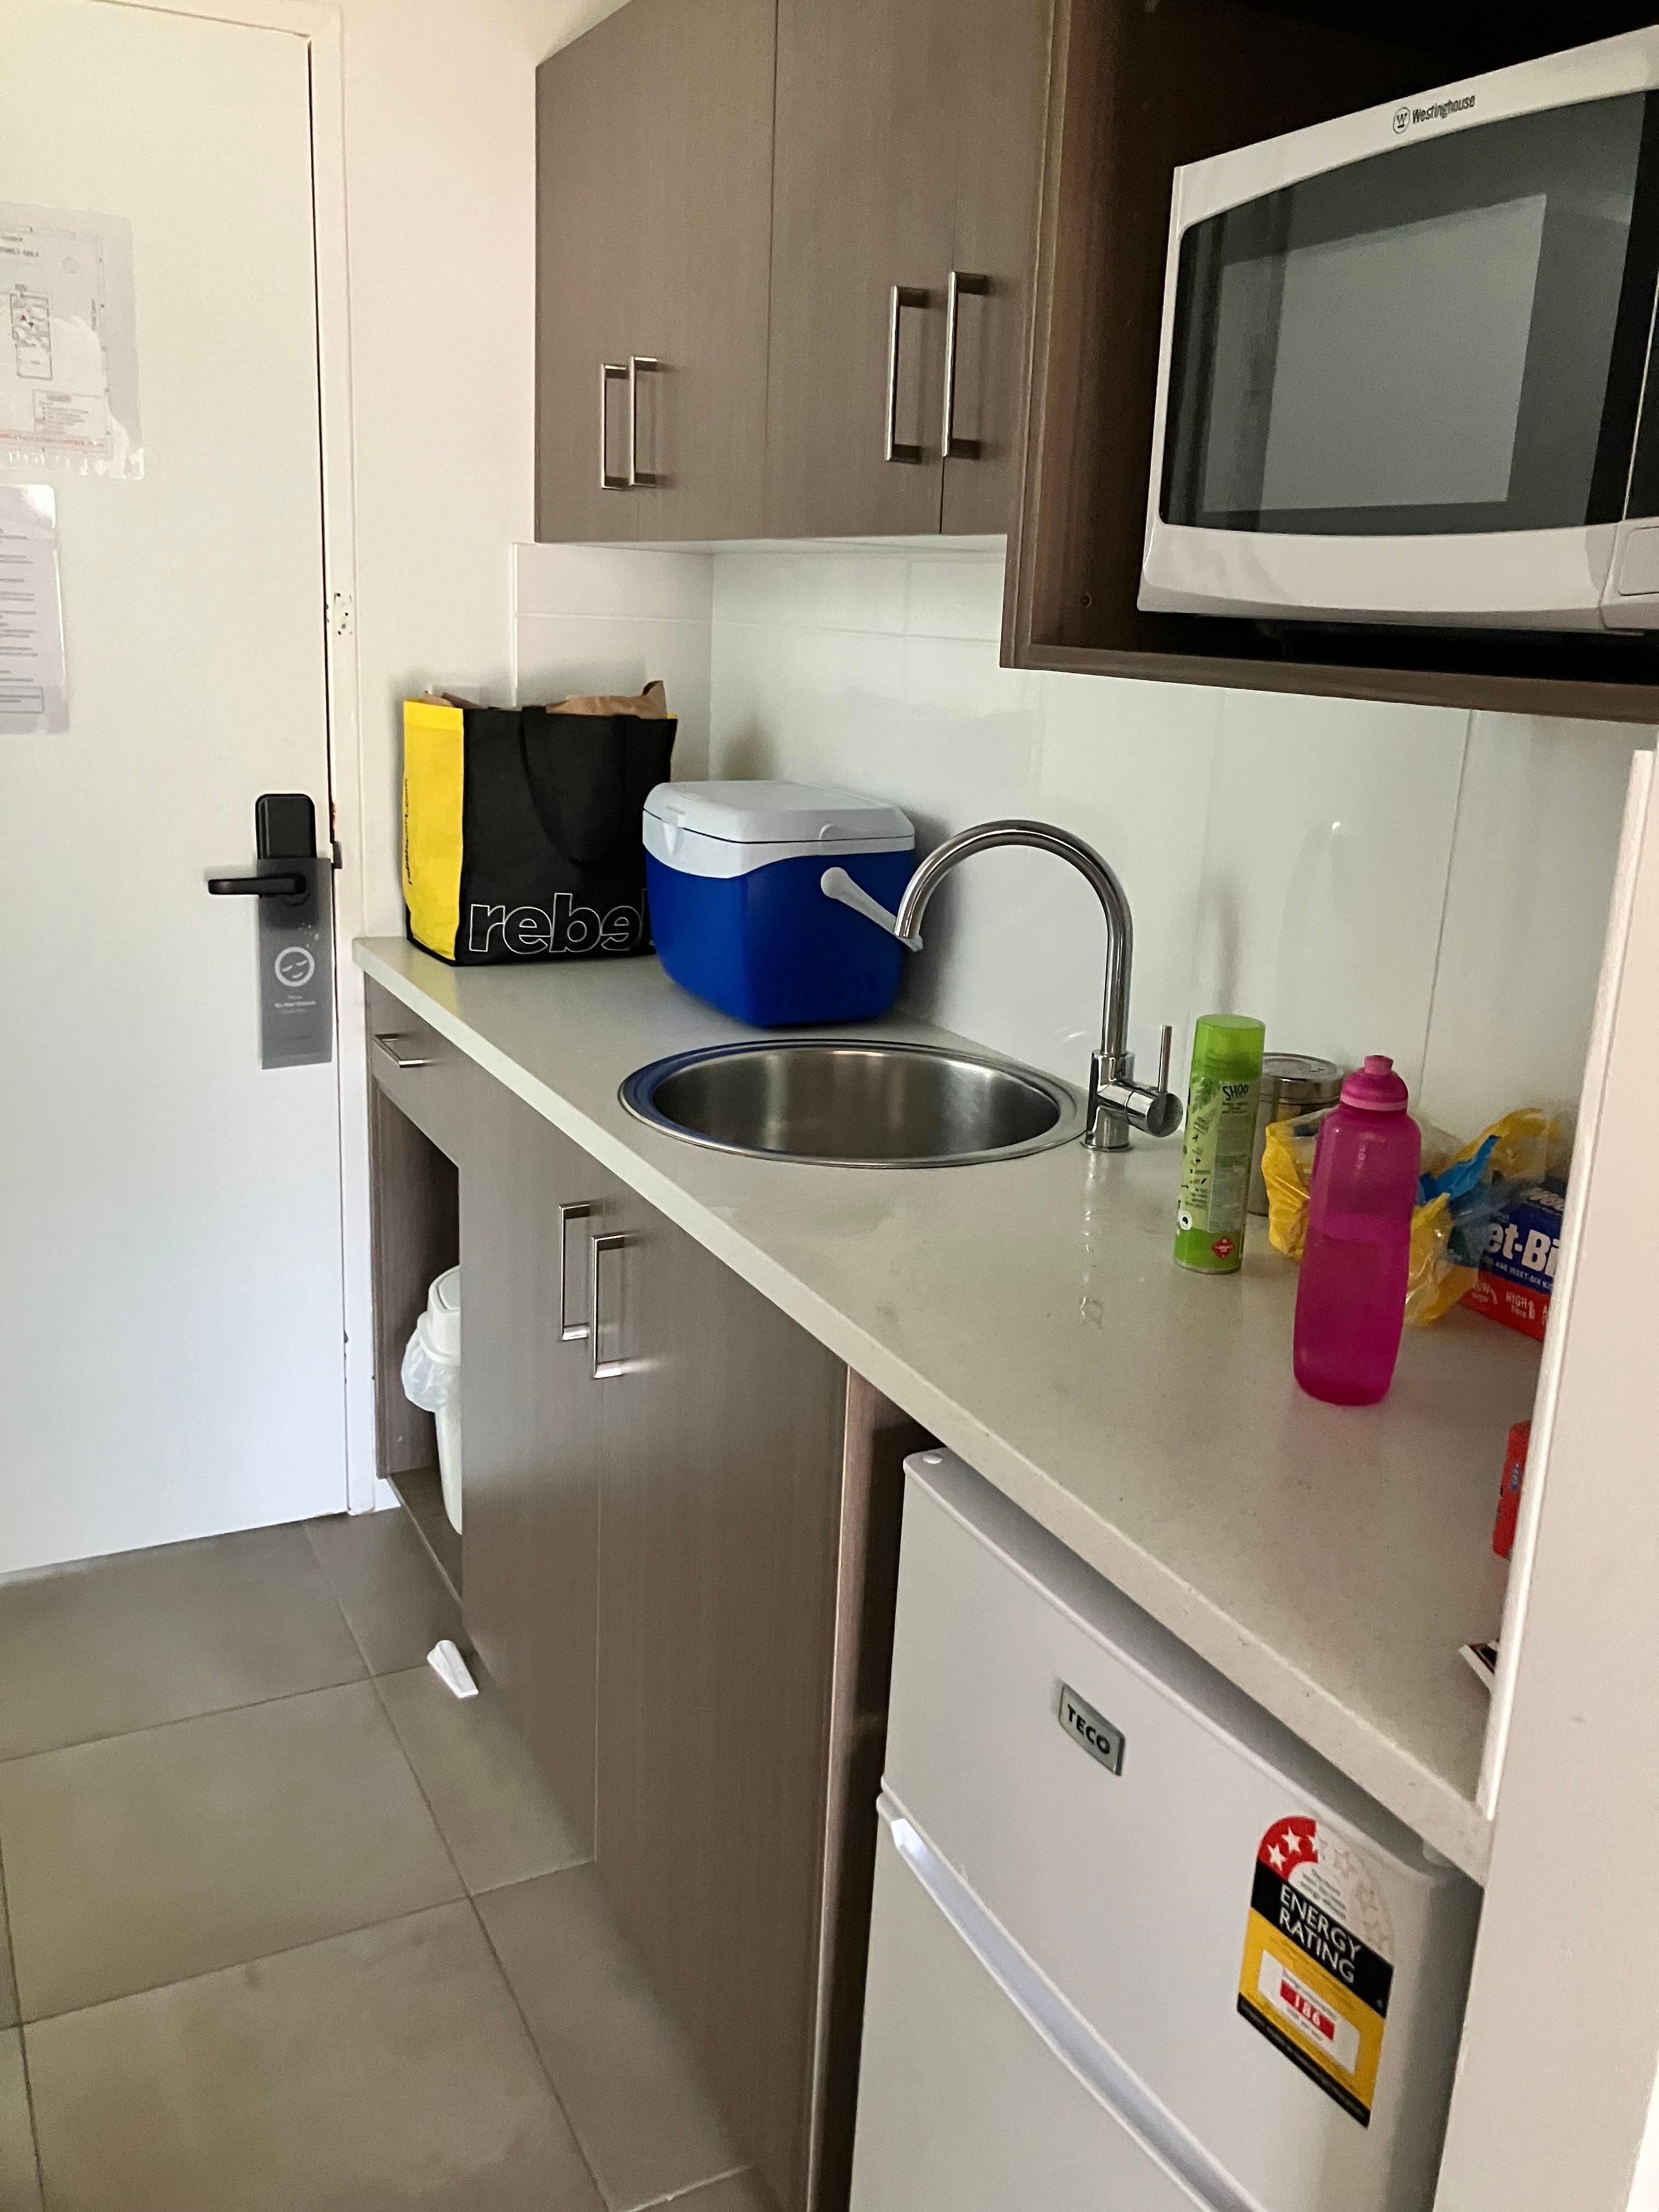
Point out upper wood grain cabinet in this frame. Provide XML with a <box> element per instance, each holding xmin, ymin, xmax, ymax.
<box><xmin>765</xmin><ymin>0</ymin><xmax>1051</xmax><ymax>538</ymax></box>
<box><xmin>535</xmin><ymin>0</ymin><xmax>775</xmax><ymax>542</ymax></box>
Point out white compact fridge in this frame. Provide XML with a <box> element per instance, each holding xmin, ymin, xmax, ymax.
<box><xmin>848</xmin><ymin>1451</ymin><xmax>1481</xmax><ymax>2212</ymax></box>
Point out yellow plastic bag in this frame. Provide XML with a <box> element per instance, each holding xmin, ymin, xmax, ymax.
<box><xmin>1262</xmin><ymin>1107</ymin><xmax>1562</xmax><ymax>1327</ymax></box>
<box><xmin>1406</xmin><ymin>1193</ymin><xmax>1476</xmax><ymax>1326</ymax></box>
<box><xmin>1262</xmin><ymin>1111</ymin><xmax>1320</xmax><ymax>1262</ymax></box>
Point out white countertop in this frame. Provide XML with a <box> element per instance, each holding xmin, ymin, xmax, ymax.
<box><xmin>356</xmin><ymin>938</ymin><xmax>1537</xmax><ymax>1880</ymax></box>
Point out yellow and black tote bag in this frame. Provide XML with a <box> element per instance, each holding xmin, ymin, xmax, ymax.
<box><xmin>402</xmin><ymin>686</ymin><xmax>676</xmax><ymax>964</ymax></box>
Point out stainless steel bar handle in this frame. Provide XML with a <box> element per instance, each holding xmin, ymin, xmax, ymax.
<box><xmin>372</xmin><ymin>1035</ymin><xmax>438</xmax><ymax>1071</ymax></box>
<box><xmin>600</xmin><ymin>362</ymin><xmax>629</xmax><ymax>489</ymax></box>
<box><xmin>589</xmin><ymin>1232</ymin><xmax>628</xmax><ymax>1380</ymax></box>
<box><xmin>628</xmin><ymin>356</ymin><xmax>659</xmax><ymax>487</ymax></box>
<box><xmin>884</xmin><ymin>285</ymin><xmax>928</xmax><ymax>464</ymax></box>
<box><xmin>940</xmin><ymin>270</ymin><xmax>989</xmax><ymax>460</ymax></box>
<box><xmin>557</xmin><ymin>1201</ymin><xmax>594</xmax><ymax>1342</ymax></box>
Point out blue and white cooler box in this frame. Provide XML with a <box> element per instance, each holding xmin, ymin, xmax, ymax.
<box><xmin>644</xmin><ymin>781</ymin><xmax>915</xmax><ymax>1026</ymax></box>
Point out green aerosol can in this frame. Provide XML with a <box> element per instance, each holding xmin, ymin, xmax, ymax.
<box><xmin>1175</xmin><ymin>1014</ymin><xmax>1266</xmax><ymax>1274</ymax></box>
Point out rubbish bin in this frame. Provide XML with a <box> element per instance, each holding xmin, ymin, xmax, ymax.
<box><xmin>401</xmin><ymin>1267</ymin><xmax>461</xmax><ymax>1533</ymax></box>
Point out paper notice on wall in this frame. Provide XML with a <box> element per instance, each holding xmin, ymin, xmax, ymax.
<box><xmin>1</xmin><ymin>204</ymin><xmax>142</xmax><ymax>478</ymax></box>
<box><xmin>0</xmin><ymin>486</ymin><xmax>69</xmax><ymax>735</ymax></box>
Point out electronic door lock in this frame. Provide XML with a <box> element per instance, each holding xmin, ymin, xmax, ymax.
<box><xmin>206</xmin><ymin>792</ymin><xmax>333</xmax><ymax>1069</ymax></box>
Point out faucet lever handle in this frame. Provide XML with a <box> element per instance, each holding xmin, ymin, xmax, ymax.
<box><xmin>821</xmin><ymin>866</ymin><xmax>922</xmax><ymax>951</ymax></box>
<box><xmin>1089</xmin><ymin>1023</ymin><xmax>1183</xmax><ymax>1150</ymax></box>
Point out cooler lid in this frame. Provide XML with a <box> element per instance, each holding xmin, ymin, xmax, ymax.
<box><xmin>643</xmin><ymin>780</ymin><xmax>913</xmax><ymax>848</ymax></box>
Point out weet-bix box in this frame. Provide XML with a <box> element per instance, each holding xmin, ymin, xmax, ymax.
<box><xmin>1463</xmin><ymin>1182</ymin><xmax>1565</xmax><ymax>1341</ymax></box>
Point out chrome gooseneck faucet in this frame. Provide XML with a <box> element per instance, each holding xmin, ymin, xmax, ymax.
<box><xmin>822</xmin><ymin>820</ymin><xmax>1183</xmax><ymax>1153</ymax></box>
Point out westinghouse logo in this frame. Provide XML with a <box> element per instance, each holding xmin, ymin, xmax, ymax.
<box><xmin>1393</xmin><ymin>92</ymin><xmax>1475</xmax><ymax>134</ymax></box>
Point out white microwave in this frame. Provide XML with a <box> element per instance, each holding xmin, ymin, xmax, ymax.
<box><xmin>1140</xmin><ymin>29</ymin><xmax>1659</xmax><ymax>635</ymax></box>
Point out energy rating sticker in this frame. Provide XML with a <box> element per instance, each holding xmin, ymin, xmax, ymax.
<box><xmin>1237</xmin><ymin>1815</ymin><xmax>1394</xmax><ymax>2127</ymax></box>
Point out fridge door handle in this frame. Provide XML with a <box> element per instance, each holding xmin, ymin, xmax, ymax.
<box><xmin>878</xmin><ymin>1795</ymin><xmax>1255</xmax><ymax>2212</ymax></box>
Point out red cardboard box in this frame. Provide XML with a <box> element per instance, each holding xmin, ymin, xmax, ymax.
<box><xmin>1463</xmin><ymin>1182</ymin><xmax>1564</xmax><ymax>1342</ymax></box>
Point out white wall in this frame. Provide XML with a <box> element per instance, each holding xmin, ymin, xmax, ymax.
<box><xmin>709</xmin><ymin>547</ymin><xmax>1648</xmax><ymax>1135</ymax></box>
<box><xmin>511</xmin><ymin>539</ymin><xmax>1650</xmax><ymax>1142</ymax></box>
<box><xmin>337</xmin><ymin>0</ymin><xmax>625</xmax><ymax>935</ymax></box>
<box><xmin>514</xmin><ymin>545</ymin><xmax>713</xmax><ymax>776</ymax></box>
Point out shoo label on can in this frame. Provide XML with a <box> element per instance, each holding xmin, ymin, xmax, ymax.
<box><xmin>1057</xmin><ymin>1683</ymin><xmax>1124</xmax><ymax>1775</ymax></box>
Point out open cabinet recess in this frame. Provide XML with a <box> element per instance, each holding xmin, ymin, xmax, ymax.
<box><xmin>1005</xmin><ymin>0</ymin><xmax>1659</xmax><ymax>720</ymax></box>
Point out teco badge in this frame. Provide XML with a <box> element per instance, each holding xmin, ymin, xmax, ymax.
<box><xmin>1057</xmin><ymin>1682</ymin><xmax>1124</xmax><ymax>1775</ymax></box>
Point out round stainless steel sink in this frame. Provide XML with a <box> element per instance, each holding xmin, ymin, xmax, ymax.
<box><xmin>619</xmin><ymin>1039</ymin><xmax>1084</xmax><ymax>1167</ymax></box>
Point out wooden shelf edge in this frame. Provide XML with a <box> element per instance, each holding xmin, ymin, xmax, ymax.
<box><xmin>1005</xmin><ymin>636</ymin><xmax>1659</xmax><ymax>725</ymax></box>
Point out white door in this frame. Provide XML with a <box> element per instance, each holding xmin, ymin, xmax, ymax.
<box><xmin>0</xmin><ymin>0</ymin><xmax>347</xmax><ymax>1572</ymax></box>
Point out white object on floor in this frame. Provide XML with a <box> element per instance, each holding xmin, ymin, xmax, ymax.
<box><xmin>850</xmin><ymin>1449</ymin><xmax>1481</xmax><ymax>2212</ymax></box>
<box><xmin>401</xmin><ymin>1267</ymin><xmax>462</xmax><ymax>1532</ymax></box>
<box><xmin>427</xmin><ymin>1639</ymin><xmax>478</xmax><ymax>1700</ymax></box>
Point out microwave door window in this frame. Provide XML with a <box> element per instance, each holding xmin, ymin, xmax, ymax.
<box><xmin>1162</xmin><ymin>91</ymin><xmax>1659</xmax><ymax>539</ymax></box>
<box><xmin>1205</xmin><ymin>197</ymin><xmax>1547</xmax><ymax>515</ymax></box>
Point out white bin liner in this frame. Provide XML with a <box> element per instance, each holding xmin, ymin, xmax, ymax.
<box><xmin>401</xmin><ymin>1267</ymin><xmax>461</xmax><ymax>1533</ymax></box>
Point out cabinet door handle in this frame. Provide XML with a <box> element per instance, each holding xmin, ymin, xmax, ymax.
<box><xmin>941</xmin><ymin>270</ymin><xmax>989</xmax><ymax>461</ymax></box>
<box><xmin>589</xmin><ymin>1232</ymin><xmax>628</xmax><ymax>1380</ymax></box>
<box><xmin>373</xmin><ymin>1034</ymin><xmax>438</xmax><ymax>1071</ymax></box>
<box><xmin>628</xmin><ymin>356</ymin><xmax>658</xmax><ymax>487</ymax></box>
<box><xmin>557</xmin><ymin>1202</ymin><xmax>595</xmax><ymax>1342</ymax></box>
<box><xmin>600</xmin><ymin>362</ymin><xmax>629</xmax><ymax>489</ymax></box>
<box><xmin>884</xmin><ymin>285</ymin><xmax>929</xmax><ymax>464</ymax></box>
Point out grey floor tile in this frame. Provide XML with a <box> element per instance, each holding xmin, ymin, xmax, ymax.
<box><xmin>0</xmin><ymin>1680</ymin><xmax>462</xmax><ymax>2021</ymax></box>
<box><xmin>306</xmin><ymin>1510</ymin><xmax>463</xmax><ymax>1675</ymax></box>
<box><xmin>0</xmin><ymin>2029</ymin><xmax>41</xmax><ymax>2212</ymax></box>
<box><xmin>477</xmin><ymin>1867</ymin><xmax>744</xmax><ymax>2212</ymax></box>
<box><xmin>376</xmin><ymin>1665</ymin><xmax>588</xmax><ymax>1896</ymax></box>
<box><xmin>25</xmin><ymin>1901</ymin><xmax>605</xmax><ymax>2212</ymax></box>
<box><xmin>0</xmin><ymin>1848</ymin><xmax>18</xmax><ymax>2033</ymax></box>
<box><xmin>654</xmin><ymin>2173</ymin><xmax>776</xmax><ymax>2212</ymax></box>
<box><xmin>0</xmin><ymin>1525</ymin><xmax>364</xmax><ymax>1762</ymax></box>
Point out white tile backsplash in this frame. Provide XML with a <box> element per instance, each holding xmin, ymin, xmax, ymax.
<box><xmin>514</xmin><ymin>614</ymin><xmax>713</xmax><ymax>780</ymax></box>
<box><xmin>1190</xmin><ymin>688</ymin><xmax>1468</xmax><ymax>1097</ymax></box>
<box><xmin>713</xmin><ymin>548</ymin><xmax>911</xmax><ymax>636</ymax></box>
<box><xmin>1036</xmin><ymin>670</ymin><xmax>1221</xmax><ymax>1080</ymax></box>
<box><xmin>904</xmin><ymin>553</ymin><xmax>1009</xmax><ymax>643</ymax></box>
<box><xmin>1418</xmin><ymin>712</ymin><xmax>1645</xmax><ymax>1135</ymax></box>
<box><xmin>513</xmin><ymin>540</ymin><xmax>1654</xmax><ymax>1136</ymax></box>
<box><xmin>512</xmin><ymin>543</ymin><xmax>713</xmax><ymax>624</ymax></box>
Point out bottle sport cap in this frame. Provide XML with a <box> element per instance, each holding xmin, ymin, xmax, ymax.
<box><xmin>1340</xmin><ymin>1054</ymin><xmax>1410</xmax><ymax>1113</ymax></box>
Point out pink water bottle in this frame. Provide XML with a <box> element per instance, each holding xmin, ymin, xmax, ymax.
<box><xmin>1294</xmin><ymin>1056</ymin><xmax>1420</xmax><ymax>1407</ymax></box>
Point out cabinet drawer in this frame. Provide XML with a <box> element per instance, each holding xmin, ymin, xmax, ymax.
<box><xmin>364</xmin><ymin>980</ymin><xmax>473</xmax><ymax>1163</ymax></box>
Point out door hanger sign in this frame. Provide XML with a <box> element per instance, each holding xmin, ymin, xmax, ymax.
<box><xmin>259</xmin><ymin>864</ymin><xmax>334</xmax><ymax>1070</ymax></box>
<box><xmin>1236</xmin><ymin>1815</ymin><xmax>1395</xmax><ymax>2128</ymax></box>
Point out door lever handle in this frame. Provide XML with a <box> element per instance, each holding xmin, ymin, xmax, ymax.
<box><xmin>206</xmin><ymin>871</ymin><xmax>307</xmax><ymax>898</ymax></box>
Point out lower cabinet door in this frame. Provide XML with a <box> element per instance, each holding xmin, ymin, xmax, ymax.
<box><xmin>851</xmin><ymin>1810</ymin><xmax>1214</xmax><ymax>2212</ymax></box>
<box><xmin>594</xmin><ymin>1185</ymin><xmax>848</xmax><ymax>2212</ymax></box>
<box><xmin>460</xmin><ymin>1075</ymin><xmax>625</xmax><ymax>1850</ymax></box>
